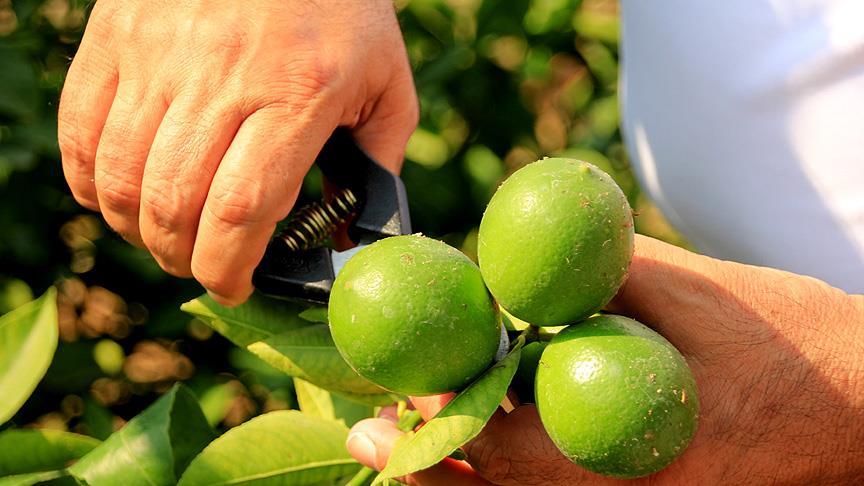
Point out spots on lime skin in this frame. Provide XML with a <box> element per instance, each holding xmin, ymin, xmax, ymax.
<box><xmin>329</xmin><ymin>235</ymin><xmax>501</xmax><ymax>396</ymax></box>
<box><xmin>478</xmin><ymin>158</ymin><xmax>634</xmax><ymax>327</ymax></box>
<box><xmin>536</xmin><ymin>315</ymin><xmax>699</xmax><ymax>479</ymax></box>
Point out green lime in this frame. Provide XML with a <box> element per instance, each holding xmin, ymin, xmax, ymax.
<box><xmin>536</xmin><ymin>315</ymin><xmax>699</xmax><ymax>478</ymax></box>
<box><xmin>478</xmin><ymin>158</ymin><xmax>634</xmax><ymax>326</ymax></box>
<box><xmin>328</xmin><ymin>235</ymin><xmax>501</xmax><ymax>396</ymax></box>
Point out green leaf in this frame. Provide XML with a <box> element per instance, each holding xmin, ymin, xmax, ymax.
<box><xmin>181</xmin><ymin>293</ymin><xmax>308</xmax><ymax>347</ymax></box>
<box><xmin>249</xmin><ymin>325</ymin><xmax>387</xmax><ymax>395</ymax></box>
<box><xmin>68</xmin><ymin>385</ymin><xmax>215</xmax><ymax>486</ymax></box>
<box><xmin>80</xmin><ymin>398</ymin><xmax>115</xmax><ymax>440</ymax></box>
<box><xmin>0</xmin><ymin>288</ymin><xmax>58</xmax><ymax>424</ymax></box>
<box><xmin>0</xmin><ymin>429</ymin><xmax>99</xmax><ymax>476</ymax></box>
<box><xmin>0</xmin><ymin>470</ymin><xmax>65</xmax><ymax>486</ymax></box>
<box><xmin>0</xmin><ymin>51</ymin><xmax>40</xmax><ymax>118</ymax></box>
<box><xmin>178</xmin><ymin>410</ymin><xmax>361</xmax><ymax>486</ymax></box>
<box><xmin>298</xmin><ymin>306</ymin><xmax>328</xmax><ymax>324</ymax></box>
<box><xmin>294</xmin><ymin>378</ymin><xmax>374</xmax><ymax>428</ymax></box>
<box><xmin>197</xmin><ymin>382</ymin><xmax>239</xmax><ymax>427</ymax></box>
<box><xmin>180</xmin><ymin>294</ymin><xmax>390</xmax><ymax>394</ymax></box>
<box><xmin>378</xmin><ymin>337</ymin><xmax>525</xmax><ymax>480</ymax></box>
<box><xmin>183</xmin><ymin>294</ymin><xmax>391</xmax><ymax>397</ymax></box>
<box><xmin>328</xmin><ymin>390</ymin><xmax>401</xmax><ymax>408</ymax></box>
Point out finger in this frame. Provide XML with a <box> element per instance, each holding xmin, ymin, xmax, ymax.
<box><xmin>58</xmin><ymin>37</ymin><xmax>118</xmax><ymax>211</ymax></box>
<box><xmin>377</xmin><ymin>405</ymin><xmax>400</xmax><ymax>423</ymax></box>
<box><xmin>410</xmin><ymin>393</ymin><xmax>456</xmax><ymax>421</ymax></box>
<box><xmin>410</xmin><ymin>393</ymin><xmax>509</xmax><ymax>447</ymax></box>
<box><xmin>462</xmin><ymin>405</ymin><xmax>619</xmax><ymax>486</ymax></box>
<box><xmin>350</xmin><ymin>66</ymin><xmax>418</xmax><ymax>174</ymax></box>
<box><xmin>138</xmin><ymin>97</ymin><xmax>243</xmax><ymax>277</ymax></box>
<box><xmin>347</xmin><ymin>418</ymin><xmax>492</xmax><ymax>486</ymax></box>
<box><xmin>409</xmin><ymin>397</ymin><xmax>605</xmax><ymax>484</ymax></box>
<box><xmin>191</xmin><ymin>104</ymin><xmax>340</xmax><ymax>306</ymax></box>
<box><xmin>93</xmin><ymin>82</ymin><xmax>168</xmax><ymax>245</ymax></box>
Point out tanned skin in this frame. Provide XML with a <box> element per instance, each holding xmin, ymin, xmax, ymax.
<box><xmin>59</xmin><ymin>0</ymin><xmax>417</xmax><ymax>306</ymax></box>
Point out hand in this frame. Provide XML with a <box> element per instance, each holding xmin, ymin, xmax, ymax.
<box><xmin>59</xmin><ymin>0</ymin><xmax>418</xmax><ymax>305</ymax></box>
<box><xmin>346</xmin><ymin>235</ymin><xmax>864</xmax><ymax>485</ymax></box>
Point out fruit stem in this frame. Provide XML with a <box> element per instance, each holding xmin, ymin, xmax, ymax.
<box><xmin>521</xmin><ymin>325</ymin><xmax>541</xmax><ymax>345</ymax></box>
<box><xmin>537</xmin><ymin>329</ymin><xmax>558</xmax><ymax>342</ymax></box>
<box><xmin>344</xmin><ymin>466</ymin><xmax>376</xmax><ymax>486</ymax></box>
<box><xmin>396</xmin><ymin>408</ymin><xmax>423</xmax><ymax>432</ymax></box>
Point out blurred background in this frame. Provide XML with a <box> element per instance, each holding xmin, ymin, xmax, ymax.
<box><xmin>0</xmin><ymin>0</ymin><xmax>687</xmax><ymax>437</ymax></box>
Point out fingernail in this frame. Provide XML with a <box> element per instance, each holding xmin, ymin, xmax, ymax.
<box><xmin>346</xmin><ymin>432</ymin><xmax>378</xmax><ymax>469</ymax></box>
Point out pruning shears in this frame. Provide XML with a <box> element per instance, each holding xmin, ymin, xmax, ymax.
<box><xmin>252</xmin><ymin>127</ymin><xmax>412</xmax><ymax>304</ymax></box>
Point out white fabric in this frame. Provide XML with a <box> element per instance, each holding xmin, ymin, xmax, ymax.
<box><xmin>620</xmin><ymin>0</ymin><xmax>864</xmax><ymax>293</ymax></box>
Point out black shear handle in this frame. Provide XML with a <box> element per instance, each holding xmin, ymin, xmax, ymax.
<box><xmin>251</xmin><ymin>128</ymin><xmax>412</xmax><ymax>303</ymax></box>
<box><xmin>317</xmin><ymin>127</ymin><xmax>411</xmax><ymax>242</ymax></box>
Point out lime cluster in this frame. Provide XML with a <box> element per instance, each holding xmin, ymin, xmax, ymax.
<box><xmin>328</xmin><ymin>158</ymin><xmax>699</xmax><ymax>479</ymax></box>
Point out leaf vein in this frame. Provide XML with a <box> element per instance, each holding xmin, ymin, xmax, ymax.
<box><xmin>209</xmin><ymin>458</ymin><xmax>358</xmax><ymax>485</ymax></box>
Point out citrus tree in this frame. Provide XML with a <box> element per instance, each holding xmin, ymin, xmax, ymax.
<box><xmin>0</xmin><ymin>0</ymin><xmax>695</xmax><ymax>484</ymax></box>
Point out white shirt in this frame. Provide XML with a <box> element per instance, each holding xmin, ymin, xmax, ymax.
<box><xmin>620</xmin><ymin>0</ymin><xmax>864</xmax><ymax>293</ymax></box>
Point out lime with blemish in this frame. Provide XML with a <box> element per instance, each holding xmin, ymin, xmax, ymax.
<box><xmin>478</xmin><ymin>158</ymin><xmax>634</xmax><ymax>326</ymax></box>
<box><xmin>328</xmin><ymin>235</ymin><xmax>501</xmax><ymax>396</ymax></box>
<box><xmin>535</xmin><ymin>314</ymin><xmax>699</xmax><ymax>478</ymax></box>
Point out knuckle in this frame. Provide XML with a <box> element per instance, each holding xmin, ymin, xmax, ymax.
<box><xmin>297</xmin><ymin>57</ymin><xmax>339</xmax><ymax>94</ymax></box>
<box><xmin>96</xmin><ymin>176</ymin><xmax>140</xmax><ymax>214</ymax></box>
<box><xmin>206</xmin><ymin>175</ymin><xmax>269</xmax><ymax>227</ymax></box>
<box><xmin>249</xmin><ymin>57</ymin><xmax>338</xmax><ymax>114</ymax></box>
<box><xmin>58</xmin><ymin>122</ymin><xmax>97</xmax><ymax>171</ymax></box>
<box><xmin>139</xmin><ymin>185</ymin><xmax>195</xmax><ymax>278</ymax></box>
<box><xmin>141</xmin><ymin>179</ymin><xmax>192</xmax><ymax>234</ymax></box>
<box><xmin>213</xmin><ymin>26</ymin><xmax>251</xmax><ymax>55</ymax></box>
<box><xmin>281</xmin><ymin>54</ymin><xmax>338</xmax><ymax>94</ymax></box>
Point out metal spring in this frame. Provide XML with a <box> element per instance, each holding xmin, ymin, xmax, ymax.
<box><xmin>277</xmin><ymin>188</ymin><xmax>359</xmax><ymax>251</ymax></box>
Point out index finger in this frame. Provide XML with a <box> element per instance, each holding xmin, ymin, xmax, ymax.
<box><xmin>191</xmin><ymin>103</ymin><xmax>341</xmax><ymax>305</ymax></box>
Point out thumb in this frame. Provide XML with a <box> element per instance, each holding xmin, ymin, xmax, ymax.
<box><xmin>347</xmin><ymin>418</ymin><xmax>491</xmax><ymax>486</ymax></box>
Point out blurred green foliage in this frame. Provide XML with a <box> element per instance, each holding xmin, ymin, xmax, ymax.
<box><xmin>0</xmin><ymin>0</ymin><xmax>684</xmax><ymax>436</ymax></box>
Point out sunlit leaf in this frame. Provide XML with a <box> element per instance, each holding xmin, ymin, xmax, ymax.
<box><xmin>181</xmin><ymin>293</ymin><xmax>308</xmax><ymax>347</ymax></box>
<box><xmin>178</xmin><ymin>410</ymin><xmax>360</xmax><ymax>486</ymax></box>
<box><xmin>249</xmin><ymin>324</ymin><xmax>387</xmax><ymax>395</ymax></box>
<box><xmin>0</xmin><ymin>470</ymin><xmax>65</xmax><ymax>486</ymax></box>
<box><xmin>0</xmin><ymin>429</ymin><xmax>99</xmax><ymax>476</ymax></box>
<box><xmin>197</xmin><ymin>382</ymin><xmax>239</xmax><ymax>427</ymax></box>
<box><xmin>0</xmin><ymin>288</ymin><xmax>58</xmax><ymax>425</ymax></box>
<box><xmin>68</xmin><ymin>385</ymin><xmax>214</xmax><ymax>486</ymax></box>
<box><xmin>294</xmin><ymin>378</ymin><xmax>374</xmax><ymax>428</ymax></box>
<box><xmin>183</xmin><ymin>295</ymin><xmax>389</xmax><ymax>398</ymax></box>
